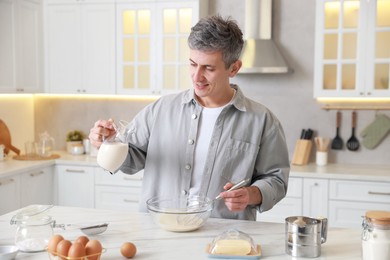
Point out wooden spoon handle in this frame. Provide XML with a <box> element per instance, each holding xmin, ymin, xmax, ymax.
<box><xmin>336</xmin><ymin>111</ymin><xmax>341</xmax><ymax>128</ymax></box>
<box><xmin>352</xmin><ymin>111</ymin><xmax>356</xmax><ymax>128</ymax></box>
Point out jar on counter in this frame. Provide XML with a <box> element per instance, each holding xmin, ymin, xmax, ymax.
<box><xmin>362</xmin><ymin>210</ymin><xmax>390</xmax><ymax>260</ymax></box>
<box><xmin>10</xmin><ymin>205</ymin><xmax>55</xmax><ymax>252</ymax></box>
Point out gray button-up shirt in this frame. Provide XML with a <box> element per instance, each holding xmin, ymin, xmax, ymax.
<box><xmin>120</xmin><ymin>85</ymin><xmax>290</xmax><ymax>221</ymax></box>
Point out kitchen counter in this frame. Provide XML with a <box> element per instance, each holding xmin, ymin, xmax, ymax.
<box><xmin>0</xmin><ymin>206</ymin><xmax>362</xmax><ymax>259</ymax></box>
<box><xmin>1</xmin><ymin>151</ymin><xmax>389</xmax><ymax>181</ymax></box>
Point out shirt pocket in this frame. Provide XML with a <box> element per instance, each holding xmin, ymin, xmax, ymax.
<box><xmin>220</xmin><ymin>138</ymin><xmax>258</xmax><ymax>183</ymax></box>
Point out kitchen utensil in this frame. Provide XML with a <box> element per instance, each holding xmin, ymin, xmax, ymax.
<box><xmin>215</xmin><ymin>178</ymin><xmax>251</xmax><ymax>200</ymax></box>
<box><xmin>146</xmin><ymin>195</ymin><xmax>213</xmax><ymax>232</ymax></box>
<box><xmin>347</xmin><ymin>111</ymin><xmax>360</xmax><ymax>151</ymax></box>
<box><xmin>79</xmin><ymin>223</ymin><xmax>109</xmax><ymax>235</ymax></box>
<box><xmin>331</xmin><ymin>111</ymin><xmax>343</xmax><ymax>150</ymax></box>
<box><xmin>182</xmin><ymin>178</ymin><xmax>250</xmax><ymax>225</ymax></box>
<box><xmin>55</xmin><ymin>223</ymin><xmax>109</xmax><ymax>235</ymax></box>
<box><xmin>0</xmin><ymin>120</ymin><xmax>20</xmax><ymax>155</ymax></box>
<box><xmin>0</xmin><ymin>245</ymin><xmax>19</xmax><ymax>260</ymax></box>
<box><xmin>314</xmin><ymin>137</ymin><xmax>330</xmax><ymax>152</ymax></box>
<box><xmin>97</xmin><ymin>120</ymin><xmax>129</xmax><ymax>174</ymax></box>
<box><xmin>285</xmin><ymin>216</ymin><xmax>328</xmax><ymax>258</ymax></box>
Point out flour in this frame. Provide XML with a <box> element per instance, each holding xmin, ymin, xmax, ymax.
<box><xmin>362</xmin><ymin>228</ymin><xmax>390</xmax><ymax>260</ymax></box>
<box><xmin>157</xmin><ymin>214</ymin><xmax>203</xmax><ymax>232</ymax></box>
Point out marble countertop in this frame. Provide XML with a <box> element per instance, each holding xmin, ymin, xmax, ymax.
<box><xmin>1</xmin><ymin>151</ymin><xmax>389</xmax><ymax>182</ymax></box>
<box><xmin>0</xmin><ymin>206</ymin><xmax>362</xmax><ymax>259</ymax></box>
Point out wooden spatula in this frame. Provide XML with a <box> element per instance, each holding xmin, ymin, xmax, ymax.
<box><xmin>0</xmin><ymin>119</ymin><xmax>21</xmax><ymax>155</ymax></box>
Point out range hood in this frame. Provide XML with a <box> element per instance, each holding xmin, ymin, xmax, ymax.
<box><xmin>239</xmin><ymin>0</ymin><xmax>291</xmax><ymax>74</ymax></box>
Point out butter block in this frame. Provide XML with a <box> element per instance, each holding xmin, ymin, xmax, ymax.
<box><xmin>211</xmin><ymin>239</ymin><xmax>252</xmax><ymax>255</ymax></box>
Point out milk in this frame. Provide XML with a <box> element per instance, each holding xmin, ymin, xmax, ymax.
<box><xmin>97</xmin><ymin>141</ymin><xmax>128</xmax><ymax>173</ymax></box>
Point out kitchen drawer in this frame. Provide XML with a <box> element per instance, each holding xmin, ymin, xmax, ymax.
<box><xmin>256</xmin><ymin>197</ymin><xmax>302</xmax><ymax>223</ymax></box>
<box><xmin>329</xmin><ymin>200</ymin><xmax>390</xmax><ymax>228</ymax></box>
<box><xmin>286</xmin><ymin>177</ymin><xmax>303</xmax><ymax>198</ymax></box>
<box><xmin>95</xmin><ymin>168</ymin><xmax>143</xmax><ymax>187</ymax></box>
<box><xmin>330</xmin><ymin>180</ymin><xmax>390</xmax><ymax>203</ymax></box>
<box><xmin>95</xmin><ymin>185</ymin><xmax>140</xmax><ymax>212</ymax></box>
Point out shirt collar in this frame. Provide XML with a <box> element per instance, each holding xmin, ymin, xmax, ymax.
<box><xmin>181</xmin><ymin>84</ymin><xmax>247</xmax><ymax>112</ymax></box>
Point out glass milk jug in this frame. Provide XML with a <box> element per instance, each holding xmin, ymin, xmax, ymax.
<box><xmin>37</xmin><ymin>131</ymin><xmax>55</xmax><ymax>157</ymax></box>
<box><xmin>97</xmin><ymin>120</ymin><xmax>129</xmax><ymax>173</ymax></box>
<box><xmin>362</xmin><ymin>210</ymin><xmax>390</xmax><ymax>260</ymax></box>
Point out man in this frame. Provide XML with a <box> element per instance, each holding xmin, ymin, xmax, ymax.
<box><xmin>89</xmin><ymin>15</ymin><xmax>290</xmax><ymax>221</ymax></box>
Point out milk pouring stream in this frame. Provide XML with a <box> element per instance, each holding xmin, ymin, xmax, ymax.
<box><xmin>97</xmin><ymin>120</ymin><xmax>129</xmax><ymax>173</ymax></box>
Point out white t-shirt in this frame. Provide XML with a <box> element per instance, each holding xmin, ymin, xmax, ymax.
<box><xmin>189</xmin><ymin>106</ymin><xmax>225</xmax><ymax>196</ymax></box>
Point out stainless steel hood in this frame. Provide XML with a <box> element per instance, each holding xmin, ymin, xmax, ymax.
<box><xmin>239</xmin><ymin>0</ymin><xmax>291</xmax><ymax>74</ymax></box>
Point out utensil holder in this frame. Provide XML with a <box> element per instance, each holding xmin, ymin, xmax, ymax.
<box><xmin>291</xmin><ymin>140</ymin><xmax>312</xmax><ymax>165</ymax></box>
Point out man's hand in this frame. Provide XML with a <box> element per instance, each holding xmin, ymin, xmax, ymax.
<box><xmin>218</xmin><ymin>183</ymin><xmax>262</xmax><ymax>212</ymax></box>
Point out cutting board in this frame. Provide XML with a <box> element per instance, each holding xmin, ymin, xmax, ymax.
<box><xmin>0</xmin><ymin>119</ymin><xmax>21</xmax><ymax>155</ymax></box>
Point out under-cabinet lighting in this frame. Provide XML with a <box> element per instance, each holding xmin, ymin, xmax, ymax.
<box><xmin>317</xmin><ymin>97</ymin><xmax>390</xmax><ymax>103</ymax></box>
<box><xmin>33</xmin><ymin>93</ymin><xmax>159</xmax><ymax>101</ymax></box>
<box><xmin>0</xmin><ymin>94</ymin><xmax>33</xmax><ymax>100</ymax></box>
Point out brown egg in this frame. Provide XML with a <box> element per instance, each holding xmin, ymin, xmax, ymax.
<box><xmin>120</xmin><ymin>242</ymin><xmax>137</xmax><ymax>259</ymax></box>
<box><xmin>75</xmin><ymin>235</ymin><xmax>90</xmax><ymax>247</ymax></box>
<box><xmin>56</xmin><ymin>239</ymin><xmax>72</xmax><ymax>259</ymax></box>
<box><xmin>85</xmin><ymin>239</ymin><xmax>103</xmax><ymax>260</ymax></box>
<box><xmin>47</xmin><ymin>234</ymin><xmax>64</xmax><ymax>255</ymax></box>
<box><xmin>68</xmin><ymin>242</ymin><xmax>86</xmax><ymax>258</ymax></box>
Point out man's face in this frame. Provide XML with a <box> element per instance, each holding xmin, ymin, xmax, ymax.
<box><xmin>189</xmin><ymin>49</ymin><xmax>240</xmax><ymax>107</ymax></box>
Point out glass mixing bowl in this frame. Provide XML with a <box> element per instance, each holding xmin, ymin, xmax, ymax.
<box><xmin>146</xmin><ymin>195</ymin><xmax>213</xmax><ymax>232</ymax></box>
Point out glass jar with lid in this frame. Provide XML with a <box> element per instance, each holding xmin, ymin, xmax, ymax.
<box><xmin>10</xmin><ymin>205</ymin><xmax>55</xmax><ymax>252</ymax></box>
<box><xmin>362</xmin><ymin>210</ymin><xmax>390</xmax><ymax>260</ymax></box>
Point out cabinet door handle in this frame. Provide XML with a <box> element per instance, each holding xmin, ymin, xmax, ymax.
<box><xmin>123</xmin><ymin>199</ymin><xmax>138</xmax><ymax>203</ymax></box>
<box><xmin>123</xmin><ymin>176</ymin><xmax>143</xmax><ymax>181</ymax></box>
<box><xmin>0</xmin><ymin>178</ymin><xmax>14</xmax><ymax>186</ymax></box>
<box><xmin>30</xmin><ymin>171</ymin><xmax>44</xmax><ymax>177</ymax></box>
<box><xmin>65</xmin><ymin>169</ymin><xmax>86</xmax><ymax>173</ymax></box>
<box><xmin>368</xmin><ymin>191</ymin><xmax>390</xmax><ymax>196</ymax></box>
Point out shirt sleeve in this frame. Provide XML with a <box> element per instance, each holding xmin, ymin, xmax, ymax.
<box><xmin>252</xmin><ymin>116</ymin><xmax>290</xmax><ymax>213</ymax></box>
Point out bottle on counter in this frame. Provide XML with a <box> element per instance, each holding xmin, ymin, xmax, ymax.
<box><xmin>362</xmin><ymin>210</ymin><xmax>390</xmax><ymax>260</ymax></box>
<box><xmin>0</xmin><ymin>144</ymin><xmax>4</xmax><ymax>161</ymax></box>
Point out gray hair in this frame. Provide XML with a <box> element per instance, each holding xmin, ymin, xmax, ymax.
<box><xmin>188</xmin><ymin>15</ymin><xmax>244</xmax><ymax>68</ymax></box>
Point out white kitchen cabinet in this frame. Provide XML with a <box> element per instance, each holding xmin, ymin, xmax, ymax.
<box><xmin>0</xmin><ymin>175</ymin><xmax>20</xmax><ymax>215</ymax></box>
<box><xmin>56</xmin><ymin>165</ymin><xmax>95</xmax><ymax>208</ymax></box>
<box><xmin>0</xmin><ymin>0</ymin><xmax>43</xmax><ymax>93</ymax></box>
<box><xmin>302</xmin><ymin>178</ymin><xmax>328</xmax><ymax>218</ymax></box>
<box><xmin>257</xmin><ymin>177</ymin><xmax>303</xmax><ymax>223</ymax></box>
<box><xmin>329</xmin><ymin>179</ymin><xmax>390</xmax><ymax>228</ymax></box>
<box><xmin>314</xmin><ymin>0</ymin><xmax>390</xmax><ymax>98</ymax></box>
<box><xmin>20</xmin><ymin>166</ymin><xmax>54</xmax><ymax>207</ymax></box>
<box><xmin>45</xmin><ymin>1</ymin><xmax>116</xmax><ymax>94</ymax></box>
<box><xmin>116</xmin><ymin>0</ymin><xmax>208</xmax><ymax>95</ymax></box>
<box><xmin>95</xmin><ymin>168</ymin><xmax>143</xmax><ymax>212</ymax></box>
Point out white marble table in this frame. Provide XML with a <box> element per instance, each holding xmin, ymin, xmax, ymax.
<box><xmin>0</xmin><ymin>206</ymin><xmax>362</xmax><ymax>259</ymax></box>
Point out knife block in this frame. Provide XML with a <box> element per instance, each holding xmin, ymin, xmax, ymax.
<box><xmin>291</xmin><ymin>140</ymin><xmax>312</xmax><ymax>165</ymax></box>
